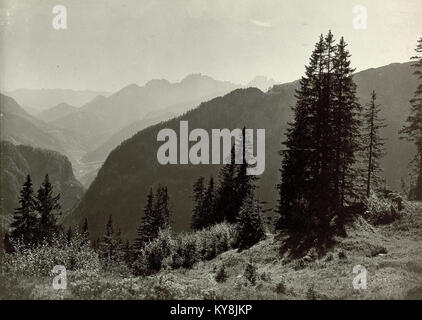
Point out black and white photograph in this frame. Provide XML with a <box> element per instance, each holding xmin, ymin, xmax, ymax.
<box><xmin>0</xmin><ymin>0</ymin><xmax>422</xmax><ymax>304</ymax></box>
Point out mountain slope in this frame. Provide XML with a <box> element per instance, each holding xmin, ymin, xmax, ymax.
<box><xmin>68</xmin><ymin>62</ymin><xmax>417</xmax><ymax>241</ymax></box>
<box><xmin>0</xmin><ymin>94</ymin><xmax>67</xmax><ymax>154</ymax></box>
<box><xmin>67</xmin><ymin>87</ymin><xmax>295</xmax><ymax>239</ymax></box>
<box><xmin>37</xmin><ymin>103</ymin><xmax>78</xmax><ymax>122</ymax></box>
<box><xmin>0</xmin><ymin>141</ymin><xmax>85</xmax><ymax>230</ymax></box>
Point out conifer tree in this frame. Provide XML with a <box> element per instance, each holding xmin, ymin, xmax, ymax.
<box><xmin>276</xmin><ymin>32</ymin><xmax>361</xmax><ymax>233</ymax></box>
<box><xmin>154</xmin><ymin>186</ymin><xmax>170</xmax><ymax>229</ymax></box>
<box><xmin>236</xmin><ymin>193</ymin><xmax>266</xmax><ymax>250</ymax></box>
<box><xmin>135</xmin><ymin>186</ymin><xmax>171</xmax><ymax>246</ymax></box>
<box><xmin>191</xmin><ymin>177</ymin><xmax>206</xmax><ymax>230</ymax></box>
<box><xmin>215</xmin><ymin>146</ymin><xmax>238</xmax><ymax>223</ymax></box>
<box><xmin>100</xmin><ymin>215</ymin><xmax>123</xmax><ymax>266</ymax></box>
<box><xmin>362</xmin><ymin>91</ymin><xmax>386</xmax><ymax>197</ymax></box>
<box><xmin>201</xmin><ymin>177</ymin><xmax>216</xmax><ymax>228</ymax></box>
<box><xmin>400</xmin><ymin>37</ymin><xmax>422</xmax><ymax>200</ymax></box>
<box><xmin>234</xmin><ymin>128</ymin><xmax>257</xmax><ymax>222</ymax></box>
<box><xmin>10</xmin><ymin>175</ymin><xmax>38</xmax><ymax>245</ymax></box>
<box><xmin>136</xmin><ymin>188</ymin><xmax>154</xmax><ymax>248</ymax></box>
<box><xmin>35</xmin><ymin>174</ymin><xmax>61</xmax><ymax>242</ymax></box>
<box><xmin>81</xmin><ymin>218</ymin><xmax>89</xmax><ymax>245</ymax></box>
<box><xmin>332</xmin><ymin>36</ymin><xmax>362</xmax><ymax>207</ymax></box>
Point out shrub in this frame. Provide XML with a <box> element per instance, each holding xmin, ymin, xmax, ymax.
<box><xmin>338</xmin><ymin>250</ymin><xmax>347</xmax><ymax>260</ymax></box>
<box><xmin>275</xmin><ymin>280</ymin><xmax>286</xmax><ymax>294</ymax></box>
<box><xmin>3</xmin><ymin>232</ymin><xmax>100</xmax><ymax>277</ymax></box>
<box><xmin>244</xmin><ymin>262</ymin><xmax>257</xmax><ymax>285</ymax></box>
<box><xmin>364</xmin><ymin>194</ymin><xmax>402</xmax><ymax>225</ymax></box>
<box><xmin>133</xmin><ymin>223</ymin><xmax>237</xmax><ymax>276</ymax></box>
<box><xmin>215</xmin><ymin>264</ymin><xmax>228</xmax><ymax>283</ymax></box>
<box><xmin>134</xmin><ymin>229</ymin><xmax>173</xmax><ymax>276</ymax></box>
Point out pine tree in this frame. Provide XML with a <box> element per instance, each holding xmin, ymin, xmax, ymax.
<box><xmin>236</xmin><ymin>193</ymin><xmax>266</xmax><ymax>250</ymax></box>
<box><xmin>155</xmin><ymin>186</ymin><xmax>170</xmax><ymax>229</ymax></box>
<box><xmin>214</xmin><ymin>146</ymin><xmax>238</xmax><ymax>223</ymax></box>
<box><xmin>234</xmin><ymin>128</ymin><xmax>257</xmax><ymax>221</ymax></box>
<box><xmin>10</xmin><ymin>175</ymin><xmax>38</xmax><ymax>246</ymax></box>
<box><xmin>201</xmin><ymin>177</ymin><xmax>216</xmax><ymax>228</ymax></box>
<box><xmin>362</xmin><ymin>91</ymin><xmax>386</xmax><ymax>197</ymax></box>
<box><xmin>35</xmin><ymin>174</ymin><xmax>61</xmax><ymax>242</ymax></box>
<box><xmin>100</xmin><ymin>215</ymin><xmax>123</xmax><ymax>266</ymax></box>
<box><xmin>332</xmin><ymin>36</ymin><xmax>362</xmax><ymax>207</ymax></box>
<box><xmin>81</xmin><ymin>218</ymin><xmax>89</xmax><ymax>245</ymax></box>
<box><xmin>276</xmin><ymin>32</ymin><xmax>361</xmax><ymax>234</ymax></box>
<box><xmin>191</xmin><ymin>177</ymin><xmax>206</xmax><ymax>230</ymax></box>
<box><xmin>136</xmin><ymin>188</ymin><xmax>154</xmax><ymax>248</ymax></box>
<box><xmin>400</xmin><ymin>37</ymin><xmax>422</xmax><ymax>200</ymax></box>
<box><xmin>135</xmin><ymin>186</ymin><xmax>171</xmax><ymax>246</ymax></box>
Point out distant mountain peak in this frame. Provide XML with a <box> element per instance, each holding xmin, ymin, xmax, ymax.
<box><xmin>247</xmin><ymin>76</ymin><xmax>276</xmax><ymax>92</ymax></box>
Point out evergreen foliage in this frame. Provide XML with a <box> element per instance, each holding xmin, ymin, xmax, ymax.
<box><xmin>276</xmin><ymin>31</ymin><xmax>361</xmax><ymax>234</ymax></box>
<box><xmin>400</xmin><ymin>37</ymin><xmax>422</xmax><ymax>200</ymax></box>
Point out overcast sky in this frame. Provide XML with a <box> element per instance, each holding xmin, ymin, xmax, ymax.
<box><xmin>1</xmin><ymin>0</ymin><xmax>421</xmax><ymax>92</ymax></box>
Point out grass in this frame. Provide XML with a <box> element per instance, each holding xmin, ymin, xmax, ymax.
<box><xmin>1</xmin><ymin>201</ymin><xmax>422</xmax><ymax>300</ymax></box>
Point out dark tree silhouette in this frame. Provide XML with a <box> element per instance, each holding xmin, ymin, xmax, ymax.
<box><xmin>135</xmin><ymin>186</ymin><xmax>171</xmax><ymax>247</ymax></box>
<box><xmin>10</xmin><ymin>175</ymin><xmax>38</xmax><ymax>245</ymax></box>
<box><xmin>35</xmin><ymin>174</ymin><xmax>61</xmax><ymax>242</ymax></box>
<box><xmin>276</xmin><ymin>31</ymin><xmax>361</xmax><ymax>234</ymax></box>
<box><xmin>400</xmin><ymin>37</ymin><xmax>422</xmax><ymax>200</ymax></box>
<box><xmin>362</xmin><ymin>90</ymin><xmax>386</xmax><ymax>197</ymax></box>
<box><xmin>236</xmin><ymin>193</ymin><xmax>266</xmax><ymax>250</ymax></box>
<box><xmin>191</xmin><ymin>177</ymin><xmax>206</xmax><ymax>230</ymax></box>
<box><xmin>100</xmin><ymin>215</ymin><xmax>123</xmax><ymax>266</ymax></box>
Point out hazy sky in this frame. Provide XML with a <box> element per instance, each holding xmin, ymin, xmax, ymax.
<box><xmin>1</xmin><ymin>0</ymin><xmax>421</xmax><ymax>92</ymax></box>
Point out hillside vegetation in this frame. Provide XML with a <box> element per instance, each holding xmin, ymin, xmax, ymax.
<box><xmin>1</xmin><ymin>196</ymin><xmax>421</xmax><ymax>300</ymax></box>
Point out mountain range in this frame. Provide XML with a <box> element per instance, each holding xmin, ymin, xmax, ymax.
<box><xmin>5</xmin><ymin>88</ymin><xmax>110</xmax><ymax>114</ymax></box>
<box><xmin>65</xmin><ymin>62</ymin><xmax>417</xmax><ymax>241</ymax></box>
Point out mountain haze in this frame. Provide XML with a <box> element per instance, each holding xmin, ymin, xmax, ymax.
<box><xmin>37</xmin><ymin>103</ymin><xmax>78</xmax><ymax>122</ymax></box>
<box><xmin>51</xmin><ymin>75</ymin><xmax>240</xmax><ymax>156</ymax></box>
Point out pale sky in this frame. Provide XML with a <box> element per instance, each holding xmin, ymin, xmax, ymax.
<box><xmin>0</xmin><ymin>0</ymin><xmax>421</xmax><ymax>92</ymax></box>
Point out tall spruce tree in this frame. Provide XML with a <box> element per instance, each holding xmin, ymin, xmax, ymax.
<box><xmin>215</xmin><ymin>146</ymin><xmax>238</xmax><ymax>223</ymax></box>
<box><xmin>81</xmin><ymin>218</ymin><xmax>89</xmax><ymax>245</ymax></box>
<box><xmin>135</xmin><ymin>188</ymin><xmax>154</xmax><ymax>248</ymax></box>
<box><xmin>100</xmin><ymin>215</ymin><xmax>123</xmax><ymax>266</ymax></box>
<box><xmin>135</xmin><ymin>186</ymin><xmax>171</xmax><ymax>246</ymax></box>
<box><xmin>236</xmin><ymin>193</ymin><xmax>266</xmax><ymax>250</ymax></box>
<box><xmin>35</xmin><ymin>174</ymin><xmax>61</xmax><ymax>242</ymax></box>
<box><xmin>191</xmin><ymin>177</ymin><xmax>206</xmax><ymax>230</ymax></box>
<box><xmin>10</xmin><ymin>175</ymin><xmax>38</xmax><ymax>245</ymax></box>
<box><xmin>233</xmin><ymin>128</ymin><xmax>257</xmax><ymax>223</ymax></box>
<box><xmin>400</xmin><ymin>37</ymin><xmax>422</xmax><ymax>200</ymax></box>
<box><xmin>332</xmin><ymin>36</ymin><xmax>362</xmax><ymax>207</ymax></box>
<box><xmin>276</xmin><ymin>32</ymin><xmax>361</xmax><ymax>234</ymax></box>
<box><xmin>201</xmin><ymin>177</ymin><xmax>216</xmax><ymax>228</ymax></box>
<box><xmin>362</xmin><ymin>91</ymin><xmax>386</xmax><ymax>197</ymax></box>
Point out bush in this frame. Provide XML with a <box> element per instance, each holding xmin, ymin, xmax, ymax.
<box><xmin>215</xmin><ymin>264</ymin><xmax>228</xmax><ymax>283</ymax></box>
<box><xmin>275</xmin><ymin>280</ymin><xmax>286</xmax><ymax>294</ymax></box>
<box><xmin>244</xmin><ymin>262</ymin><xmax>257</xmax><ymax>285</ymax></box>
<box><xmin>3</xmin><ymin>232</ymin><xmax>100</xmax><ymax>277</ymax></box>
<box><xmin>134</xmin><ymin>223</ymin><xmax>237</xmax><ymax>276</ymax></box>
<box><xmin>134</xmin><ymin>229</ymin><xmax>173</xmax><ymax>276</ymax></box>
<box><xmin>364</xmin><ymin>194</ymin><xmax>402</xmax><ymax>225</ymax></box>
